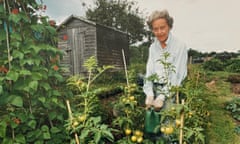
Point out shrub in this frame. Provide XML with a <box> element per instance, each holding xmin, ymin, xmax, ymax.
<box><xmin>225</xmin><ymin>59</ymin><xmax>240</xmax><ymax>73</ymax></box>
<box><xmin>202</xmin><ymin>58</ymin><xmax>224</xmax><ymax>71</ymax></box>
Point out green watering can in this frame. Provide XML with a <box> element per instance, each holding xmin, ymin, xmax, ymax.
<box><xmin>144</xmin><ymin>107</ymin><xmax>160</xmax><ymax>134</ymax></box>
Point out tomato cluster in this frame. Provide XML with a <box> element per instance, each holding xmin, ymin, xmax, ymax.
<box><xmin>125</xmin><ymin>128</ymin><xmax>144</xmax><ymax>143</ymax></box>
<box><xmin>71</xmin><ymin>114</ymin><xmax>87</xmax><ymax>128</ymax></box>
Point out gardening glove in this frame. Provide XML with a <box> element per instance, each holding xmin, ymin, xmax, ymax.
<box><xmin>145</xmin><ymin>96</ymin><xmax>154</xmax><ymax>109</ymax></box>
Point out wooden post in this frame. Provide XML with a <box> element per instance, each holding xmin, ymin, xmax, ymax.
<box><xmin>66</xmin><ymin>100</ymin><xmax>80</xmax><ymax>144</ymax></box>
<box><xmin>176</xmin><ymin>90</ymin><xmax>179</xmax><ymax>104</ymax></box>
<box><xmin>122</xmin><ymin>49</ymin><xmax>129</xmax><ymax>87</ymax></box>
<box><xmin>179</xmin><ymin>99</ymin><xmax>185</xmax><ymax>144</ymax></box>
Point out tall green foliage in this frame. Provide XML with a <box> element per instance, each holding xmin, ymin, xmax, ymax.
<box><xmin>66</xmin><ymin>56</ymin><xmax>115</xmax><ymax>143</ymax></box>
<box><xmin>0</xmin><ymin>0</ymin><xmax>69</xmax><ymax>143</ymax></box>
<box><xmin>85</xmin><ymin>0</ymin><xmax>146</xmax><ymax>44</ymax></box>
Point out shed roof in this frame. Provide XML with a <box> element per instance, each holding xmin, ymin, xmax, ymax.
<box><xmin>56</xmin><ymin>14</ymin><xmax>128</xmax><ymax>35</ymax></box>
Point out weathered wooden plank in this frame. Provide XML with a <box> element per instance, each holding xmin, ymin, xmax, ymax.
<box><xmin>57</xmin><ymin>16</ymin><xmax>128</xmax><ymax>75</ymax></box>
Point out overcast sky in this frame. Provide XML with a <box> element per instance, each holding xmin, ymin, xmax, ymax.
<box><xmin>43</xmin><ymin>0</ymin><xmax>240</xmax><ymax>53</ymax></box>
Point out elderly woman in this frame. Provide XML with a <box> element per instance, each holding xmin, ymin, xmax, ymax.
<box><xmin>143</xmin><ymin>10</ymin><xmax>188</xmax><ymax>110</ymax></box>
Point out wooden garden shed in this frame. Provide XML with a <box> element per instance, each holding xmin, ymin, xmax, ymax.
<box><xmin>57</xmin><ymin>15</ymin><xmax>129</xmax><ymax>75</ymax></box>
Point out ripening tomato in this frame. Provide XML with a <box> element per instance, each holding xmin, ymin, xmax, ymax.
<box><xmin>72</xmin><ymin>121</ymin><xmax>79</xmax><ymax>128</ymax></box>
<box><xmin>131</xmin><ymin>135</ymin><xmax>137</xmax><ymax>142</ymax></box>
<box><xmin>175</xmin><ymin>119</ymin><xmax>181</xmax><ymax>127</ymax></box>
<box><xmin>137</xmin><ymin>136</ymin><xmax>143</xmax><ymax>143</ymax></box>
<box><xmin>164</xmin><ymin>126</ymin><xmax>174</xmax><ymax>134</ymax></box>
<box><xmin>78</xmin><ymin>115</ymin><xmax>86</xmax><ymax>122</ymax></box>
<box><xmin>124</xmin><ymin>128</ymin><xmax>131</xmax><ymax>135</ymax></box>
<box><xmin>129</xmin><ymin>96</ymin><xmax>135</xmax><ymax>101</ymax></box>
<box><xmin>134</xmin><ymin>130</ymin><xmax>143</xmax><ymax>137</ymax></box>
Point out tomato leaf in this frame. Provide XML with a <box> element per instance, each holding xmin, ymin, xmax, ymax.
<box><xmin>94</xmin><ymin>131</ymin><xmax>101</xmax><ymax>144</ymax></box>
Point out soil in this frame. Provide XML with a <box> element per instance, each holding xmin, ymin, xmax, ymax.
<box><xmin>231</xmin><ymin>83</ymin><xmax>240</xmax><ymax>95</ymax></box>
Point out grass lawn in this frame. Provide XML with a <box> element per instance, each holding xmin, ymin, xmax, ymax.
<box><xmin>203</xmin><ymin>71</ymin><xmax>240</xmax><ymax>144</ymax></box>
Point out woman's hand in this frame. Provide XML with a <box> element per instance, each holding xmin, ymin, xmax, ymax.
<box><xmin>145</xmin><ymin>96</ymin><xmax>154</xmax><ymax>109</ymax></box>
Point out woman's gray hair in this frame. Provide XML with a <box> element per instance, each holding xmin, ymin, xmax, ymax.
<box><xmin>147</xmin><ymin>10</ymin><xmax>174</xmax><ymax>29</ymax></box>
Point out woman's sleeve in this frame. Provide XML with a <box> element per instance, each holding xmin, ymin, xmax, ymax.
<box><xmin>171</xmin><ymin>44</ymin><xmax>188</xmax><ymax>86</ymax></box>
<box><xmin>143</xmin><ymin>46</ymin><xmax>154</xmax><ymax>96</ymax></box>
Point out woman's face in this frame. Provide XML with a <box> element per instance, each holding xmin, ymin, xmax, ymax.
<box><xmin>152</xmin><ymin>18</ymin><xmax>170</xmax><ymax>44</ymax></box>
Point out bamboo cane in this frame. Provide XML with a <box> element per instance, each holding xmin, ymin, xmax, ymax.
<box><xmin>3</xmin><ymin>0</ymin><xmax>11</xmax><ymax>70</ymax></box>
<box><xmin>66</xmin><ymin>100</ymin><xmax>80</xmax><ymax>144</ymax></box>
<box><xmin>176</xmin><ymin>89</ymin><xmax>179</xmax><ymax>104</ymax></box>
<box><xmin>179</xmin><ymin>99</ymin><xmax>185</xmax><ymax>144</ymax></box>
<box><xmin>122</xmin><ymin>49</ymin><xmax>129</xmax><ymax>87</ymax></box>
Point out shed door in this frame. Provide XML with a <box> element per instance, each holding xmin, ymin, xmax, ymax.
<box><xmin>69</xmin><ymin>28</ymin><xmax>85</xmax><ymax>74</ymax></box>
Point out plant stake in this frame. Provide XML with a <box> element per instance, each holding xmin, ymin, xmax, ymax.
<box><xmin>66</xmin><ymin>100</ymin><xmax>80</xmax><ymax>144</ymax></box>
<box><xmin>122</xmin><ymin>49</ymin><xmax>129</xmax><ymax>87</ymax></box>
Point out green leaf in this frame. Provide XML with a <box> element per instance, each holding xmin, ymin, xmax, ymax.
<box><xmin>10</xmin><ymin>33</ymin><xmax>22</xmax><ymax>41</ymax></box>
<box><xmin>52</xmin><ymin>73</ymin><xmax>64</xmax><ymax>82</ymax></box>
<box><xmin>9</xmin><ymin>14</ymin><xmax>21</xmax><ymax>23</ymax></box>
<box><xmin>94</xmin><ymin>131</ymin><xmax>101</xmax><ymax>144</ymax></box>
<box><xmin>50</xmin><ymin>127</ymin><xmax>61</xmax><ymax>134</ymax></box>
<box><xmin>29</xmin><ymin>81</ymin><xmax>38</xmax><ymax>91</ymax></box>
<box><xmin>41</xmin><ymin>125</ymin><xmax>49</xmax><ymax>132</ymax></box>
<box><xmin>2</xmin><ymin>138</ymin><xmax>13</xmax><ymax>144</ymax></box>
<box><xmin>102</xmin><ymin>130</ymin><xmax>114</xmax><ymax>142</ymax></box>
<box><xmin>20</xmin><ymin>13</ymin><xmax>30</xmax><ymax>22</ymax></box>
<box><xmin>34</xmin><ymin>140</ymin><xmax>44</xmax><ymax>144</ymax></box>
<box><xmin>27</xmin><ymin>120</ymin><xmax>37</xmax><ymax>129</ymax></box>
<box><xmin>15</xmin><ymin>134</ymin><xmax>26</xmax><ymax>143</ymax></box>
<box><xmin>12</xmin><ymin>50</ymin><xmax>24</xmax><ymax>60</ymax></box>
<box><xmin>6</xmin><ymin>70</ymin><xmax>19</xmax><ymax>82</ymax></box>
<box><xmin>38</xmin><ymin>97</ymin><xmax>46</xmax><ymax>103</ymax></box>
<box><xmin>43</xmin><ymin>132</ymin><xmax>51</xmax><ymax>140</ymax></box>
<box><xmin>48</xmin><ymin>111</ymin><xmax>57</xmax><ymax>120</ymax></box>
<box><xmin>40</xmin><ymin>82</ymin><xmax>51</xmax><ymax>91</ymax></box>
<box><xmin>0</xmin><ymin>121</ymin><xmax>7</xmax><ymax>138</ymax></box>
<box><xmin>9</xmin><ymin>95</ymin><xmax>23</xmax><ymax>107</ymax></box>
<box><xmin>32</xmin><ymin>72</ymin><xmax>43</xmax><ymax>81</ymax></box>
<box><xmin>52</xmin><ymin>90</ymin><xmax>61</xmax><ymax>96</ymax></box>
<box><xmin>22</xmin><ymin>59</ymin><xmax>34</xmax><ymax>65</ymax></box>
<box><xmin>80</xmin><ymin>129</ymin><xmax>90</xmax><ymax>139</ymax></box>
<box><xmin>31</xmin><ymin>24</ymin><xmax>45</xmax><ymax>33</ymax></box>
<box><xmin>0</xmin><ymin>85</ymin><xmax>2</xmax><ymax>95</ymax></box>
<box><xmin>92</xmin><ymin>116</ymin><xmax>101</xmax><ymax>125</ymax></box>
<box><xmin>30</xmin><ymin>45</ymin><xmax>41</xmax><ymax>54</ymax></box>
<box><xmin>51</xmin><ymin>97</ymin><xmax>58</xmax><ymax>104</ymax></box>
<box><xmin>19</xmin><ymin>69</ymin><xmax>32</xmax><ymax>76</ymax></box>
<box><xmin>0</xmin><ymin>30</ymin><xmax>6</xmax><ymax>41</ymax></box>
<box><xmin>0</xmin><ymin>5</ymin><xmax>4</xmax><ymax>13</ymax></box>
<box><xmin>45</xmin><ymin>26</ymin><xmax>56</xmax><ymax>34</ymax></box>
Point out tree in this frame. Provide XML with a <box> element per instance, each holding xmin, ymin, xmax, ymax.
<box><xmin>188</xmin><ymin>48</ymin><xmax>203</xmax><ymax>58</ymax></box>
<box><xmin>0</xmin><ymin>0</ymin><xmax>70</xmax><ymax>143</ymax></box>
<box><xmin>85</xmin><ymin>0</ymin><xmax>146</xmax><ymax>44</ymax></box>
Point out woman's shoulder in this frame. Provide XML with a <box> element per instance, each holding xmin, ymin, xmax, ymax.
<box><xmin>171</xmin><ymin>35</ymin><xmax>187</xmax><ymax>51</ymax></box>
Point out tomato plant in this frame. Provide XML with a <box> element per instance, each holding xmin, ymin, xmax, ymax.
<box><xmin>65</xmin><ymin>56</ymin><xmax>115</xmax><ymax>143</ymax></box>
